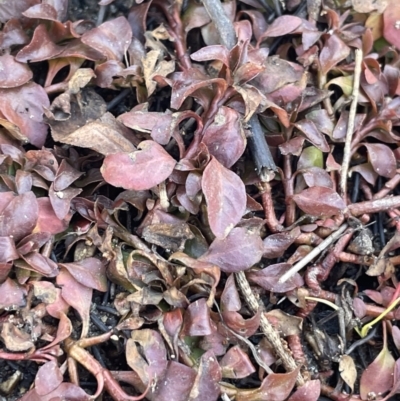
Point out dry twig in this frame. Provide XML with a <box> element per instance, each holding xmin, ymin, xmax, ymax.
<box><xmin>279</xmin><ymin>224</ymin><xmax>348</xmax><ymax>283</ymax></box>
<box><xmin>340</xmin><ymin>49</ymin><xmax>363</xmax><ymax>198</ymax></box>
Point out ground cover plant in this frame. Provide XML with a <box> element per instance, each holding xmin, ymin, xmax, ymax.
<box><xmin>1</xmin><ymin>0</ymin><xmax>400</xmax><ymax>400</ymax></box>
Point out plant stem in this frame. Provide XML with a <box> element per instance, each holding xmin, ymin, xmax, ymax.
<box><xmin>340</xmin><ymin>49</ymin><xmax>363</xmax><ymax>199</ymax></box>
<box><xmin>279</xmin><ymin>224</ymin><xmax>348</xmax><ymax>283</ymax></box>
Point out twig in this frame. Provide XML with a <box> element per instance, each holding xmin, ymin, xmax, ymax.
<box><xmin>235</xmin><ymin>271</ymin><xmax>305</xmax><ymax>387</ymax></box>
<box><xmin>340</xmin><ymin>49</ymin><xmax>363</xmax><ymax>199</ymax></box>
<box><xmin>279</xmin><ymin>224</ymin><xmax>348</xmax><ymax>283</ymax></box>
<box><xmin>214</xmin><ymin>301</ymin><xmax>274</xmax><ymax>375</ymax></box>
<box><xmin>201</xmin><ymin>0</ymin><xmax>236</xmax><ymax>51</ymax></box>
<box><xmin>348</xmin><ymin>195</ymin><xmax>400</xmax><ymax>216</ymax></box>
<box><xmin>202</xmin><ymin>0</ymin><xmax>276</xmax><ymax>179</ymax></box>
<box><xmin>248</xmin><ymin>115</ymin><xmax>277</xmax><ymax>180</ymax></box>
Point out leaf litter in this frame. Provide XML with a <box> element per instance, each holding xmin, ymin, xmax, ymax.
<box><xmin>1</xmin><ymin>0</ymin><xmax>400</xmax><ymax>400</ymax></box>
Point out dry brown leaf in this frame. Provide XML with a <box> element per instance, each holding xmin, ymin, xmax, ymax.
<box><xmin>339</xmin><ymin>355</ymin><xmax>357</xmax><ymax>392</ymax></box>
<box><xmin>142</xmin><ymin>49</ymin><xmax>175</xmax><ymax>96</ymax></box>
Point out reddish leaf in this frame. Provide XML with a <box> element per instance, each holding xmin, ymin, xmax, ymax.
<box><xmin>0</xmin><ymin>0</ymin><xmax>40</xmax><ymax>23</ymax></box>
<box><xmin>294</xmin><ymin>120</ymin><xmax>330</xmax><ymax>152</ymax></box>
<box><xmin>202</xmin><ymin>107</ymin><xmax>246</xmax><ymax>168</ymax></box>
<box><xmin>59</xmin><ymin>258</ymin><xmax>107</xmax><ymax>292</ymax></box>
<box><xmin>127</xmin><ymin>329</ymin><xmax>168</xmax><ymax>385</ymax></box>
<box><xmin>19</xmin><ymin>252</ymin><xmax>58</xmax><ymax>277</ymax></box>
<box><xmin>182</xmin><ymin>298</ymin><xmax>213</xmax><ymax>336</ymax></box>
<box><xmin>41</xmin><ymin>312</ymin><xmax>72</xmax><ymax>350</ymax></box>
<box><xmin>222</xmin><ymin>310</ymin><xmax>261</xmax><ymax>337</ymax></box>
<box><xmin>319</xmin><ymin>35</ymin><xmax>351</xmax><ymax>76</ymax></box>
<box><xmin>188</xmin><ymin>350</ymin><xmax>221</xmax><ymax>401</ymax></box>
<box><xmin>57</xmin><ymin>268</ymin><xmax>92</xmax><ymax>338</ymax></box>
<box><xmin>101</xmin><ymin>140</ymin><xmax>177</xmax><ymax>191</ymax></box>
<box><xmin>16</xmin><ymin>24</ymin><xmax>63</xmax><ymax>62</ymax></box>
<box><xmin>202</xmin><ymin>157</ymin><xmax>246</xmax><ymax>238</ymax></box>
<box><xmin>0</xmin><ymin>54</ymin><xmax>32</xmax><ymax>88</ymax></box>
<box><xmin>221</xmin><ymin>273</ymin><xmax>242</xmax><ymax>312</ymax></box>
<box><xmin>292</xmin><ymin>186</ymin><xmax>346</xmax><ymax>216</ymax></box>
<box><xmin>34</xmin><ymin>197</ymin><xmax>70</xmax><ymax>235</ymax></box>
<box><xmin>0</xmin><ymin>236</ymin><xmax>19</xmax><ymax>263</ymax></box>
<box><xmin>152</xmin><ymin>362</ymin><xmax>197</xmax><ymax>401</ymax></box>
<box><xmin>0</xmin><ymin>82</ymin><xmax>49</xmax><ymax>147</ymax></box>
<box><xmin>247</xmin><ymin>263</ymin><xmax>304</xmax><ymax>293</ymax></box>
<box><xmin>360</xmin><ymin>345</ymin><xmax>395</xmax><ymax>400</ymax></box>
<box><xmin>54</xmin><ymin>160</ymin><xmax>83</xmax><ymax>191</ymax></box>
<box><xmin>220</xmin><ymin>345</ymin><xmax>256</xmax><ymax>379</ymax></box>
<box><xmin>263</xmin><ymin>227</ymin><xmax>301</xmax><ymax>259</ymax></box>
<box><xmin>35</xmin><ymin>361</ymin><xmax>63</xmax><ymax>396</ymax></box>
<box><xmin>199</xmin><ymin>226</ymin><xmax>263</xmax><ymax>273</ymax></box>
<box><xmin>259</xmin><ymin>15</ymin><xmax>302</xmax><ymax>38</ymax></box>
<box><xmin>20</xmin><ymin>383</ymin><xmax>90</xmax><ymax>401</ymax></box>
<box><xmin>0</xmin><ymin>191</ymin><xmax>38</xmax><ymax>242</ymax></box>
<box><xmin>236</xmin><ymin>367</ymin><xmax>300</xmax><ymax>401</ymax></box>
<box><xmin>288</xmin><ymin>380</ymin><xmax>321</xmax><ymax>401</ymax></box>
<box><xmin>81</xmin><ymin>16</ymin><xmax>131</xmax><ymax>61</ymax></box>
<box><xmin>190</xmin><ymin>45</ymin><xmax>230</xmax><ymax>66</ymax></box>
<box><xmin>0</xmin><ymin>277</ymin><xmax>26</xmax><ymax>309</ymax></box>
<box><xmin>383</xmin><ymin>1</ymin><xmax>400</xmax><ymax>50</ymax></box>
<box><xmin>301</xmin><ymin>167</ymin><xmax>334</xmax><ymax>188</ymax></box>
<box><xmin>362</xmin><ymin>143</ymin><xmax>397</xmax><ymax>178</ymax></box>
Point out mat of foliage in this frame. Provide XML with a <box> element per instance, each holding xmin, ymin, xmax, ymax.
<box><xmin>1</xmin><ymin>0</ymin><xmax>400</xmax><ymax>400</ymax></box>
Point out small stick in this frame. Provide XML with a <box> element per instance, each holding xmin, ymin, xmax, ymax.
<box><xmin>202</xmin><ymin>0</ymin><xmax>277</xmax><ymax>179</ymax></box>
<box><xmin>340</xmin><ymin>49</ymin><xmax>363</xmax><ymax>199</ymax></box>
<box><xmin>201</xmin><ymin>0</ymin><xmax>236</xmax><ymax>51</ymax></box>
<box><xmin>348</xmin><ymin>195</ymin><xmax>400</xmax><ymax>216</ymax></box>
<box><xmin>235</xmin><ymin>271</ymin><xmax>305</xmax><ymax>387</ymax></box>
<box><xmin>279</xmin><ymin>224</ymin><xmax>348</xmax><ymax>283</ymax></box>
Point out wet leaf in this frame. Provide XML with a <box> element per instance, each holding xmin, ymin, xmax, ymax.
<box><xmin>247</xmin><ymin>263</ymin><xmax>303</xmax><ymax>293</ymax></box>
<box><xmin>339</xmin><ymin>355</ymin><xmax>357</xmax><ymax>392</ymax></box>
<box><xmin>360</xmin><ymin>345</ymin><xmax>395</xmax><ymax>400</ymax></box>
<box><xmin>199</xmin><ymin>226</ymin><xmax>263</xmax><ymax>273</ymax></box>
<box><xmin>202</xmin><ymin>157</ymin><xmax>246</xmax><ymax>239</ymax></box>
<box><xmin>292</xmin><ymin>186</ymin><xmax>346</xmax><ymax>216</ymax></box>
<box><xmin>202</xmin><ymin>107</ymin><xmax>246</xmax><ymax>168</ymax></box>
<box><xmin>101</xmin><ymin>140</ymin><xmax>176</xmax><ymax>190</ymax></box>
